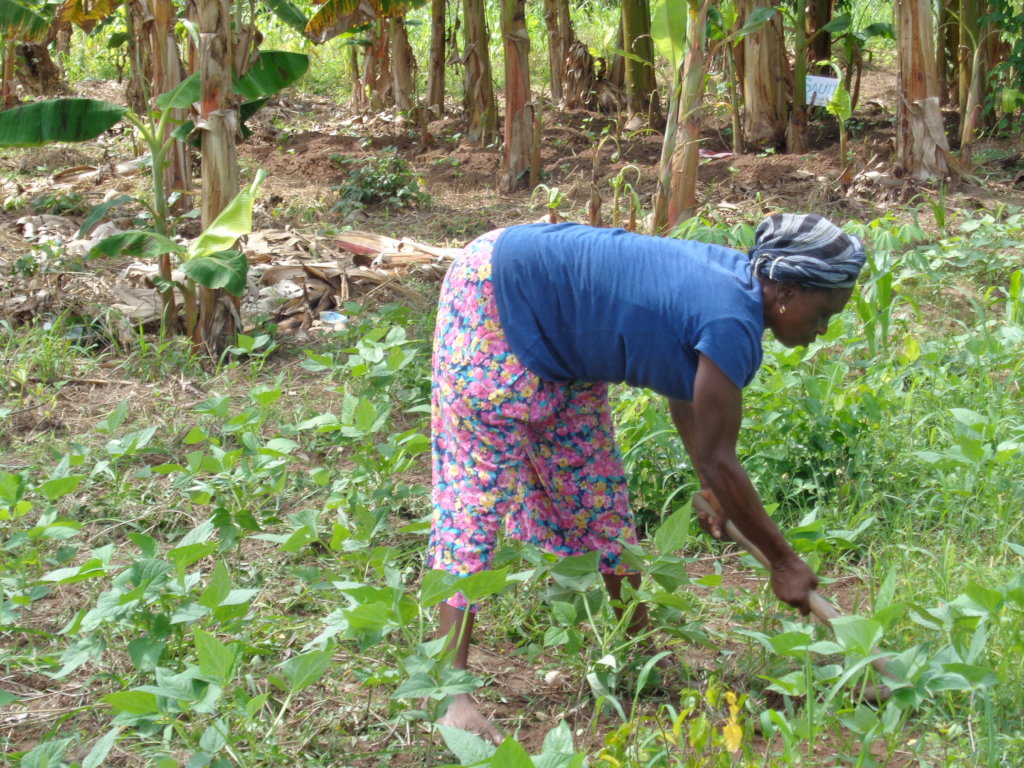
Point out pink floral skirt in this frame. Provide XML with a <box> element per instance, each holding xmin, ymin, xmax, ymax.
<box><xmin>427</xmin><ymin>229</ymin><xmax>637</xmax><ymax>610</ymax></box>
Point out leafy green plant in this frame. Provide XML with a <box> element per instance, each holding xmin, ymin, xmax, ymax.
<box><xmin>331</xmin><ymin>148</ymin><xmax>430</xmax><ymax>216</ymax></box>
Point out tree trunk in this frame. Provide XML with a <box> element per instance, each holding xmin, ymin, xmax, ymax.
<box><xmin>365</xmin><ymin>19</ymin><xmax>392</xmax><ymax>112</ymax></box>
<box><xmin>807</xmin><ymin>0</ymin><xmax>833</xmax><ymax>71</ymax></box>
<box><xmin>195</xmin><ymin>0</ymin><xmax>239</xmax><ymax>354</ymax></box>
<box><xmin>787</xmin><ymin>0</ymin><xmax>808</xmax><ymax>154</ymax></box>
<box><xmin>739</xmin><ymin>0</ymin><xmax>787</xmax><ymax>150</ymax></box>
<box><xmin>350</xmin><ymin>43</ymin><xmax>367</xmax><ymax>111</ymax></box>
<box><xmin>957</xmin><ymin>0</ymin><xmax>980</xmax><ymax>118</ymax></box>
<box><xmin>543</xmin><ymin>0</ymin><xmax>563</xmax><ymax>104</ymax></box>
<box><xmin>391</xmin><ymin>15</ymin><xmax>415</xmax><ymax>114</ymax></box>
<box><xmin>621</xmin><ymin>0</ymin><xmax>661</xmax><ymax>126</ymax></box>
<box><xmin>500</xmin><ymin>0</ymin><xmax>533</xmax><ymax>192</ymax></box>
<box><xmin>896</xmin><ymin>0</ymin><xmax>950</xmax><ymax>180</ymax></box>
<box><xmin>652</xmin><ymin>0</ymin><xmax>710</xmax><ymax>233</ymax></box>
<box><xmin>935</xmin><ymin>0</ymin><xmax>957</xmax><ymax>105</ymax></box>
<box><xmin>426</xmin><ymin>0</ymin><xmax>445</xmax><ymax>117</ymax></box>
<box><xmin>462</xmin><ymin>0</ymin><xmax>497</xmax><ymax>144</ymax></box>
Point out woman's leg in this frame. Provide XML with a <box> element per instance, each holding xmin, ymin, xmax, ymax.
<box><xmin>436</xmin><ymin>604</ymin><xmax>502</xmax><ymax>745</ymax></box>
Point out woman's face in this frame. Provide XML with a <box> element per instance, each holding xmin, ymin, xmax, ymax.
<box><xmin>768</xmin><ymin>285</ymin><xmax>853</xmax><ymax>348</ymax></box>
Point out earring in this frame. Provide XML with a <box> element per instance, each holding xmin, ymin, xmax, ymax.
<box><xmin>779</xmin><ymin>305</ymin><xmax>787</xmax><ymax>314</ymax></box>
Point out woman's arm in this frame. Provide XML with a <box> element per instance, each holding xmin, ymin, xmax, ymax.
<box><xmin>667</xmin><ymin>354</ymin><xmax>817</xmax><ymax>614</ymax></box>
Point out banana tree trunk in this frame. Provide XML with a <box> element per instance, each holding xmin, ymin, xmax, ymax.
<box><xmin>426</xmin><ymin>0</ymin><xmax>445</xmax><ymax>117</ymax></box>
<box><xmin>500</xmin><ymin>0</ymin><xmax>533</xmax><ymax>192</ymax></box>
<box><xmin>542</xmin><ymin>0</ymin><xmax>563</xmax><ymax>104</ymax></box>
<box><xmin>462</xmin><ymin>0</ymin><xmax>497</xmax><ymax>144</ymax></box>
<box><xmin>739</xmin><ymin>0</ymin><xmax>787</xmax><ymax>150</ymax></box>
<box><xmin>365</xmin><ymin>19</ymin><xmax>392</xmax><ymax>112</ymax></box>
<box><xmin>787</xmin><ymin>0</ymin><xmax>808</xmax><ymax>154</ymax></box>
<box><xmin>195</xmin><ymin>0</ymin><xmax>239</xmax><ymax>354</ymax></box>
<box><xmin>621</xmin><ymin>0</ymin><xmax>661</xmax><ymax>126</ymax></box>
<box><xmin>349</xmin><ymin>44</ymin><xmax>367</xmax><ymax>111</ymax></box>
<box><xmin>896</xmin><ymin>0</ymin><xmax>950</xmax><ymax>180</ymax></box>
<box><xmin>391</xmin><ymin>15</ymin><xmax>415</xmax><ymax>114</ymax></box>
<box><xmin>935</xmin><ymin>0</ymin><xmax>957</xmax><ymax>105</ymax></box>
<box><xmin>807</xmin><ymin>0</ymin><xmax>833</xmax><ymax>70</ymax></box>
<box><xmin>652</xmin><ymin>0</ymin><xmax>709</xmax><ymax>233</ymax></box>
<box><xmin>958</xmin><ymin>0</ymin><xmax>980</xmax><ymax>118</ymax></box>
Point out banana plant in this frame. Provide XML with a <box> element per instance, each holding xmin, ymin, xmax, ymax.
<box><xmin>87</xmin><ymin>169</ymin><xmax>266</xmax><ymax>342</ymax></box>
<box><xmin>0</xmin><ymin>49</ymin><xmax>307</xmax><ymax>336</ymax></box>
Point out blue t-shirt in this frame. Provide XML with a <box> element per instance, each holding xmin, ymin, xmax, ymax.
<box><xmin>490</xmin><ymin>223</ymin><xmax>764</xmax><ymax>401</ymax></box>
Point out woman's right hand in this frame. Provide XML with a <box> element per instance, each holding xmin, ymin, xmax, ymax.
<box><xmin>769</xmin><ymin>556</ymin><xmax>818</xmax><ymax>616</ymax></box>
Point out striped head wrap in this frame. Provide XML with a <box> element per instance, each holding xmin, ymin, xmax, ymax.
<box><xmin>749</xmin><ymin>213</ymin><xmax>866</xmax><ymax>289</ymax></box>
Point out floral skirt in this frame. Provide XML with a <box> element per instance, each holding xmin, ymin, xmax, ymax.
<box><xmin>426</xmin><ymin>228</ymin><xmax>637</xmax><ymax>610</ymax></box>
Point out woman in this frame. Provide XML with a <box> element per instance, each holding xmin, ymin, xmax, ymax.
<box><xmin>427</xmin><ymin>214</ymin><xmax>866</xmax><ymax>743</ymax></box>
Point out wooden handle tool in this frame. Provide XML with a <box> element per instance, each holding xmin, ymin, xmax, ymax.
<box><xmin>691</xmin><ymin>493</ymin><xmax>895</xmax><ymax>701</ymax></box>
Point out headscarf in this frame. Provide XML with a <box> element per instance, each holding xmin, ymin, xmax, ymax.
<box><xmin>748</xmin><ymin>213</ymin><xmax>866</xmax><ymax>290</ymax></box>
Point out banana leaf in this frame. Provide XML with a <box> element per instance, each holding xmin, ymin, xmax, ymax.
<box><xmin>188</xmin><ymin>170</ymin><xmax>266</xmax><ymax>260</ymax></box>
<box><xmin>234</xmin><ymin>51</ymin><xmax>310</xmax><ymax>100</ymax></box>
<box><xmin>181</xmin><ymin>250</ymin><xmax>248</xmax><ymax>295</ymax></box>
<box><xmin>0</xmin><ymin>0</ymin><xmax>50</xmax><ymax>42</ymax></box>
<box><xmin>262</xmin><ymin>0</ymin><xmax>309</xmax><ymax>36</ymax></box>
<box><xmin>58</xmin><ymin>0</ymin><xmax>121</xmax><ymax>34</ymax></box>
<box><xmin>0</xmin><ymin>99</ymin><xmax>127</xmax><ymax>147</ymax></box>
<box><xmin>306</xmin><ymin>0</ymin><xmax>426</xmax><ymax>42</ymax></box>
<box><xmin>87</xmin><ymin>231</ymin><xmax>184</xmax><ymax>260</ymax></box>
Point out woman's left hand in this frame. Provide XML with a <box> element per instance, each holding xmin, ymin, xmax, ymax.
<box><xmin>695</xmin><ymin>488</ymin><xmax>730</xmax><ymax>541</ymax></box>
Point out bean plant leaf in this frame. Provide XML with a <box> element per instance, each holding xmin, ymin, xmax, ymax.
<box><xmin>278</xmin><ymin>649</ymin><xmax>333</xmax><ymax>692</ymax></box>
<box><xmin>435</xmin><ymin>723</ymin><xmax>497</xmax><ymax>764</ymax></box>
<box><xmin>82</xmin><ymin>727</ymin><xmax>122</xmax><ymax>768</ymax></box>
<box><xmin>419</xmin><ymin>569</ymin><xmax>458</xmax><ymax>607</ymax></box>
<box><xmin>830</xmin><ymin>616</ymin><xmax>883</xmax><ymax>656</ymax></box>
<box><xmin>550</xmin><ymin>552</ymin><xmax>600</xmax><ymax>591</ymax></box>
<box><xmin>103</xmin><ymin>689</ymin><xmax>160</xmax><ymax>715</ymax></box>
<box><xmin>653</xmin><ymin>504</ymin><xmax>690</xmax><ymax>555</ymax></box>
<box><xmin>36</xmin><ymin>475</ymin><xmax>84</xmax><ymax>501</ymax></box>
<box><xmin>0</xmin><ymin>98</ymin><xmax>127</xmax><ymax>147</ymax></box>
<box><xmin>492</xmin><ymin>736</ymin><xmax>534</xmax><ymax>768</ymax></box>
<box><xmin>181</xmin><ymin>251</ymin><xmax>249</xmax><ymax>296</ymax></box>
<box><xmin>20</xmin><ymin>736</ymin><xmax>73</xmax><ymax>768</ymax></box>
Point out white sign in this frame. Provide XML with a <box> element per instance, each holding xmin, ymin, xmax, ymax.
<box><xmin>806</xmin><ymin>75</ymin><xmax>840</xmax><ymax>106</ymax></box>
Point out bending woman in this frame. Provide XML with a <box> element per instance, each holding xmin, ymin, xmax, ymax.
<box><xmin>426</xmin><ymin>214</ymin><xmax>866</xmax><ymax>742</ymax></box>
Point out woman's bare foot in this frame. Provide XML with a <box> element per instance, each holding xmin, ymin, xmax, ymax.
<box><xmin>436</xmin><ymin>693</ymin><xmax>502</xmax><ymax>746</ymax></box>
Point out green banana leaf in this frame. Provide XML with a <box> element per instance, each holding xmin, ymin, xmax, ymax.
<box><xmin>234</xmin><ymin>51</ymin><xmax>310</xmax><ymax>101</ymax></box>
<box><xmin>651</xmin><ymin>0</ymin><xmax>687</xmax><ymax>71</ymax></box>
<box><xmin>188</xmin><ymin>169</ymin><xmax>266</xmax><ymax>260</ymax></box>
<box><xmin>0</xmin><ymin>0</ymin><xmax>50</xmax><ymax>42</ymax></box>
<box><xmin>155</xmin><ymin>51</ymin><xmax>308</xmax><ymax>115</ymax></box>
<box><xmin>156</xmin><ymin>73</ymin><xmax>200</xmax><ymax>112</ymax></box>
<box><xmin>181</xmin><ymin>250</ymin><xmax>248</xmax><ymax>295</ymax></box>
<box><xmin>261</xmin><ymin>0</ymin><xmax>309</xmax><ymax>36</ymax></box>
<box><xmin>87</xmin><ymin>231</ymin><xmax>184</xmax><ymax>260</ymax></box>
<box><xmin>0</xmin><ymin>99</ymin><xmax>127</xmax><ymax>147</ymax></box>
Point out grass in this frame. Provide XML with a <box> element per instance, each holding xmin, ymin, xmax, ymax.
<box><xmin>2</xmin><ymin>205</ymin><xmax>1024</xmax><ymax>767</ymax></box>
